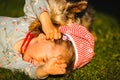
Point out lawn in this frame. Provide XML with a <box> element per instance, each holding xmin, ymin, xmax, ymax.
<box><xmin>0</xmin><ymin>0</ymin><xmax>120</xmax><ymax>80</ymax></box>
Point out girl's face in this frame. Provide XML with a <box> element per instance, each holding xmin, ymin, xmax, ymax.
<box><xmin>23</xmin><ymin>33</ymin><xmax>64</xmax><ymax>66</ymax></box>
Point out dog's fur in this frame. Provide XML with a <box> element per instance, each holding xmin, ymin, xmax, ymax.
<box><xmin>29</xmin><ymin>0</ymin><xmax>94</xmax><ymax>32</ymax></box>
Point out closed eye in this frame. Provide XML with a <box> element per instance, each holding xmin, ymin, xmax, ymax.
<box><xmin>43</xmin><ymin>56</ymin><xmax>48</xmax><ymax>63</ymax></box>
<box><xmin>43</xmin><ymin>58</ymin><xmax>46</xmax><ymax>62</ymax></box>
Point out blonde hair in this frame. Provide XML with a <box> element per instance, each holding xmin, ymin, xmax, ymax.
<box><xmin>54</xmin><ymin>37</ymin><xmax>75</xmax><ymax>72</ymax></box>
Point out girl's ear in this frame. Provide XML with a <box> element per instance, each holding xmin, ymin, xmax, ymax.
<box><xmin>66</xmin><ymin>1</ymin><xmax>88</xmax><ymax>13</ymax></box>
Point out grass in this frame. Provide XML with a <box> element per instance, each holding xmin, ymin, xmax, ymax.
<box><xmin>0</xmin><ymin>0</ymin><xmax>120</xmax><ymax>80</ymax></box>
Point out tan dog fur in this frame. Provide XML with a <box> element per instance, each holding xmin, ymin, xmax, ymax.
<box><xmin>29</xmin><ymin>0</ymin><xmax>94</xmax><ymax>32</ymax></box>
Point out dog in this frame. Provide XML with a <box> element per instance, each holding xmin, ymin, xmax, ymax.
<box><xmin>29</xmin><ymin>0</ymin><xmax>94</xmax><ymax>32</ymax></box>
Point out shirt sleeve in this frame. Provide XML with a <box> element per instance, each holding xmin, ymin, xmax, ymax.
<box><xmin>30</xmin><ymin>0</ymin><xmax>48</xmax><ymax>18</ymax></box>
<box><xmin>5</xmin><ymin>57</ymin><xmax>37</xmax><ymax>79</ymax></box>
<box><xmin>6</xmin><ymin>56</ymin><xmax>48</xmax><ymax>79</ymax></box>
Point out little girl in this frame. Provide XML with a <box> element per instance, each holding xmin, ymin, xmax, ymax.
<box><xmin>0</xmin><ymin>0</ymin><xmax>61</xmax><ymax>79</ymax></box>
<box><xmin>18</xmin><ymin>23</ymin><xmax>95</xmax><ymax>78</ymax></box>
<box><xmin>0</xmin><ymin>20</ymin><xmax>94</xmax><ymax>79</ymax></box>
<box><xmin>0</xmin><ymin>0</ymin><xmax>94</xmax><ymax>79</ymax></box>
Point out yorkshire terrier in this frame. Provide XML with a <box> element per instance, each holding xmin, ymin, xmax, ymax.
<box><xmin>29</xmin><ymin>0</ymin><xmax>94</xmax><ymax>33</ymax></box>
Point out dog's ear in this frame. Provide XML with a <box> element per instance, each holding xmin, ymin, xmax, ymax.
<box><xmin>66</xmin><ymin>1</ymin><xmax>88</xmax><ymax>13</ymax></box>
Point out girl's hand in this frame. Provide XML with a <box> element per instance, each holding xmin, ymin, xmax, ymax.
<box><xmin>44</xmin><ymin>57</ymin><xmax>67</xmax><ymax>75</ymax></box>
<box><xmin>36</xmin><ymin>57</ymin><xmax>67</xmax><ymax>78</ymax></box>
<box><xmin>39</xmin><ymin>12</ymin><xmax>61</xmax><ymax>41</ymax></box>
<box><xmin>42</xmin><ymin>25</ymin><xmax>61</xmax><ymax>41</ymax></box>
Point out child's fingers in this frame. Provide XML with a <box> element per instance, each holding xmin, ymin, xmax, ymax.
<box><xmin>46</xmin><ymin>30</ymin><xmax>61</xmax><ymax>41</ymax></box>
<box><xmin>52</xmin><ymin>68</ymin><xmax>66</xmax><ymax>75</ymax></box>
<box><xmin>55</xmin><ymin>64</ymin><xmax>66</xmax><ymax>74</ymax></box>
<box><xmin>49</xmin><ymin>31</ymin><xmax>54</xmax><ymax>41</ymax></box>
<box><xmin>46</xmin><ymin>33</ymin><xmax>49</xmax><ymax>39</ymax></box>
<box><xmin>54</xmin><ymin>31</ymin><xmax>61</xmax><ymax>40</ymax></box>
<box><xmin>56</xmin><ymin>56</ymin><xmax>66</xmax><ymax>64</ymax></box>
<box><xmin>46</xmin><ymin>31</ymin><xmax>54</xmax><ymax>40</ymax></box>
<box><xmin>57</xmin><ymin>59</ymin><xmax>66</xmax><ymax>64</ymax></box>
<box><xmin>38</xmin><ymin>33</ymin><xmax>47</xmax><ymax>41</ymax></box>
<box><xmin>57</xmin><ymin>28</ymin><xmax>61</xmax><ymax>39</ymax></box>
<box><xmin>58</xmin><ymin>32</ymin><xmax>61</xmax><ymax>39</ymax></box>
<box><xmin>54</xmin><ymin>30</ymin><xmax>59</xmax><ymax>40</ymax></box>
<box><xmin>57</xmin><ymin>68</ymin><xmax>66</xmax><ymax>74</ymax></box>
<box><xmin>53</xmin><ymin>29</ymin><xmax>59</xmax><ymax>40</ymax></box>
<box><xmin>58</xmin><ymin>64</ymin><xmax>67</xmax><ymax>68</ymax></box>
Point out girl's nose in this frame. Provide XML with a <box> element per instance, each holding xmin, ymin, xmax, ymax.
<box><xmin>32</xmin><ymin>60</ymin><xmax>39</xmax><ymax>66</ymax></box>
<box><xmin>33</xmin><ymin>59</ymin><xmax>45</xmax><ymax>67</ymax></box>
